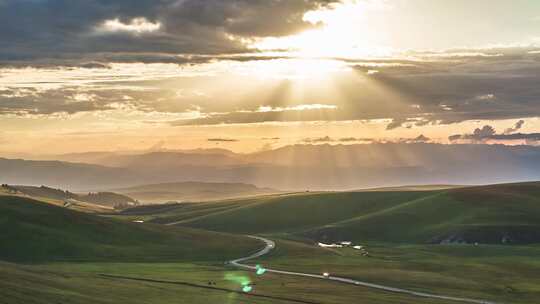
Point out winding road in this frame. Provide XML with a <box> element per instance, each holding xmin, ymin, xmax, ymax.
<box><xmin>230</xmin><ymin>236</ymin><xmax>499</xmax><ymax>304</ymax></box>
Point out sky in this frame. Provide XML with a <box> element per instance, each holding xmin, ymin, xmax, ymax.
<box><xmin>0</xmin><ymin>0</ymin><xmax>539</xmax><ymax>155</ymax></box>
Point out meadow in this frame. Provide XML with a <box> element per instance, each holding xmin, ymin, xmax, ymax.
<box><xmin>2</xmin><ymin>182</ymin><xmax>540</xmax><ymax>303</ymax></box>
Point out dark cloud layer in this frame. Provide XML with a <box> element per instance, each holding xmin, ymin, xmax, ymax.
<box><xmin>0</xmin><ymin>1</ymin><xmax>539</xmax><ymax>129</ymax></box>
<box><xmin>0</xmin><ymin>0</ymin><xmax>337</xmax><ymax>64</ymax></box>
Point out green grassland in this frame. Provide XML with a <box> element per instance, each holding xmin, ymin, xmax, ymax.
<box><xmin>251</xmin><ymin>238</ymin><xmax>540</xmax><ymax>304</ymax></box>
<box><xmin>0</xmin><ymin>194</ymin><xmax>461</xmax><ymax>304</ymax></box>
<box><xmin>2</xmin><ymin>182</ymin><xmax>540</xmax><ymax>303</ymax></box>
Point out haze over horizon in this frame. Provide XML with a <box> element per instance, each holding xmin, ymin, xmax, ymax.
<box><xmin>0</xmin><ymin>0</ymin><xmax>539</xmax><ymax>157</ymax></box>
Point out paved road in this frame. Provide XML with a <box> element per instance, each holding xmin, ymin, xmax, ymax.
<box><xmin>230</xmin><ymin>236</ymin><xmax>499</xmax><ymax>304</ymax></box>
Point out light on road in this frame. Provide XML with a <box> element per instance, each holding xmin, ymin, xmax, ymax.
<box><xmin>255</xmin><ymin>264</ymin><xmax>267</xmax><ymax>275</ymax></box>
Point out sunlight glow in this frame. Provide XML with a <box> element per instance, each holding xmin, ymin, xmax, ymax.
<box><xmin>251</xmin><ymin>0</ymin><xmax>393</xmax><ymax>58</ymax></box>
<box><xmin>232</xmin><ymin>58</ymin><xmax>348</xmax><ymax>79</ymax></box>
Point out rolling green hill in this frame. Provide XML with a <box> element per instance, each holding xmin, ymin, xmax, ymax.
<box><xmin>150</xmin><ymin>182</ymin><xmax>540</xmax><ymax>245</ymax></box>
<box><xmin>0</xmin><ymin>195</ymin><xmax>259</xmax><ymax>263</ymax></box>
<box><xmin>5</xmin><ymin>184</ymin><xmax>138</xmax><ymax>209</ymax></box>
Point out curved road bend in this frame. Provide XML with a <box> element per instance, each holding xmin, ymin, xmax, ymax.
<box><xmin>230</xmin><ymin>236</ymin><xmax>499</xmax><ymax>304</ymax></box>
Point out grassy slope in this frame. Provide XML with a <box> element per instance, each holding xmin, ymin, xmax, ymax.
<box><xmin>10</xmin><ymin>185</ymin><xmax>136</xmax><ymax>207</ymax></box>
<box><xmin>308</xmin><ymin>182</ymin><xmax>540</xmax><ymax>243</ymax></box>
<box><xmin>151</xmin><ymin>182</ymin><xmax>540</xmax><ymax>244</ymax></box>
<box><xmin>168</xmin><ymin>192</ymin><xmax>430</xmax><ymax>233</ymax></box>
<box><xmin>0</xmin><ymin>195</ymin><xmax>260</xmax><ymax>263</ymax></box>
<box><xmin>361</xmin><ymin>184</ymin><xmax>465</xmax><ymax>191</ymax></box>
<box><xmin>0</xmin><ymin>185</ymin><xmax>113</xmax><ymax>213</ymax></box>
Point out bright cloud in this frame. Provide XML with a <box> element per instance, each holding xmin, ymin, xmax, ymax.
<box><xmin>257</xmin><ymin>104</ymin><xmax>338</xmax><ymax>113</ymax></box>
<box><xmin>99</xmin><ymin>17</ymin><xmax>161</xmax><ymax>34</ymax></box>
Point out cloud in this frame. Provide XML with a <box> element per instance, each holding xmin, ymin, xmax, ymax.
<box><xmin>300</xmin><ymin>135</ymin><xmax>431</xmax><ymax>144</ymax></box>
<box><xmin>386</xmin><ymin>118</ymin><xmax>406</xmax><ymax>130</ymax></box>
<box><xmin>0</xmin><ymin>0</ymin><xmax>338</xmax><ymax>65</ymax></box>
<box><xmin>302</xmin><ymin>136</ymin><xmax>334</xmax><ymax>143</ymax></box>
<box><xmin>0</xmin><ymin>88</ymin><xmax>115</xmax><ymax>115</ymax></box>
<box><xmin>504</xmin><ymin>120</ymin><xmax>525</xmax><ymax>134</ymax></box>
<box><xmin>257</xmin><ymin>104</ymin><xmax>337</xmax><ymax>112</ymax></box>
<box><xmin>98</xmin><ymin>18</ymin><xmax>162</xmax><ymax>34</ymax></box>
<box><xmin>353</xmin><ymin>47</ymin><xmax>540</xmax><ymax>126</ymax></box>
<box><xmin>207</xmin><ymin>138</ymin><xmax>239</xmax><ymax>142</ymax></box>
<box><xmin>489</xmin><ymin>133</ymin><xmax>540</xmax><ymax>141</ymax></box>
<box><xmin>411</xmin><ymin>134</ymin><xmax>430</xmax><ymax>143</ymax></box>
<box><xmin>174</xmin><ymin>103</ymin><xmax>340</xmax><ymax>125</ymax></box>
<box><xmin>449</xmin><ymin>124</ymin><xmax>540</xmax><ymax>143</ymax></box>
<box><xmin>449</xmin><ymin>125</ymin><xmax>496</xmax><ymax>142</ymax></box>
<box><xmin>301</xmin><ymin>136</ymin><xmax>374</xmax><ymax>143</ymax></box>
<box><xmin>79</xmin><ymin>62</ymin><xmax>111</xmax><ymax>69</ymax></box>
<box><xmin>385</xmin><ymin>117</ymin><xmax>430</xmax><ymax>130</ymax></box>
<box><xmin>339</xmin><ymin>137</ymin><xmax>363</xmax><ymax>142</ymax></box>
<box><xmin>167</xmin><ymin>47</ymin><xmax>540</xmax><ymax>126</ymax></box>
<box><xmin>0</xmin><ymin>86</ymin><xmax>160</xmax><ymax>115</ymax></box>
<box><xmin>2</xmin><ymin>45</ymin><xmax>540</xmax><ymax>125</ymax></box>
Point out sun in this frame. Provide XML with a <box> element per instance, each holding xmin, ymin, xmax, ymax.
<box><xmin>250</xmin><ymin>0</ymin><xmax>392</xmax><ymax>59</ymax></box>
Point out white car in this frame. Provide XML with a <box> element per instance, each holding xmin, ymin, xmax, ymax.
<box><xmin>323</xmin><ymin>272</ymin><xmax>330</xmax><ymax>278</ymax></box>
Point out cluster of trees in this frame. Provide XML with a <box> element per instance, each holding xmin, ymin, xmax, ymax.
<box><xmin>81</xmin><ymin>192</ymin><xmax>140</xmax><ymax>210</ymax></box>
<box><xmin>1</xmin><ymin>184</ymin><xmax>18</xmax><ymax>194</ymax></box>
<box><xmin>113</xmin><ymin>201</ymin><xmax>140</xmax><ymax>210</ymax></box>
<box><xmin>39</xmin><ymin>185</ymin><xmax>78</xmax><ymax>199</ymax></box>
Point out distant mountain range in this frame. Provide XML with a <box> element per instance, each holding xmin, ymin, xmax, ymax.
<box><xmin>1</xmin><ymin>143</ymin><xmax>539</xmax><ymax>191</ymax></box>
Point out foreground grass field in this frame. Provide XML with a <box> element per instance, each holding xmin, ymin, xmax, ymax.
<box><xmin>110</xmin><ymin>182</ymin><xmax>540</xmax><ymax>303</ymax></box>
<box><xmin>3</xmin><ymin>182</ymin><xmax>540</xmax><ymax>303</ymax></box>
<box><xmin>0</xmin><ymin>261</ymin><xmax>464</xmax><ymax>304</ymax></box>
<box><xmin>0</xmin><ymin>194</ymin><xmax>461</xmax><ymax>304</ymax></box>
